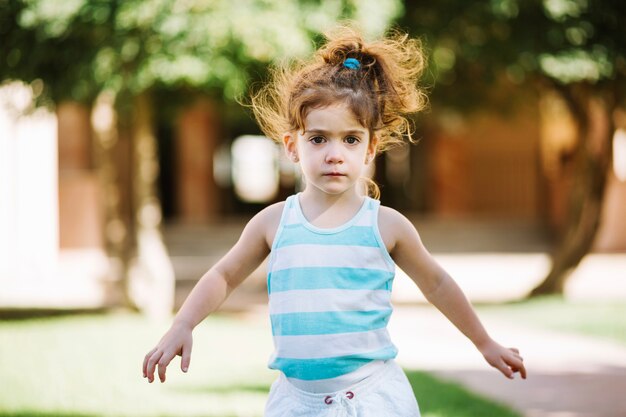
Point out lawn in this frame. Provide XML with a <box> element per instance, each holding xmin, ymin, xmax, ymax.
<box><xmin>0</xmin><ymin>311</ymin><xmax>520</xmax><ymax>417</ymax></box>
<box><xmin>476</xmin><ymin>295</ymin><xmax>626</xmax><ymax>346</ymax></box>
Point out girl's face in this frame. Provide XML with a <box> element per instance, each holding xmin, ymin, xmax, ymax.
<box><xmin>283</xmin><ymin>101</ymin><xmax>377</xmax><ymax>197</ymax></box>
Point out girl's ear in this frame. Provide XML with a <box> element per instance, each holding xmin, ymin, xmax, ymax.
<box><xmin>283</xmin><ymin>132</ymin><xmax>299</xmax><ymax>163</ymax></box>
<box><xmin>366</xmin><ymin>135</ymin><xmax>379</xmax><ymax>164</ymax></box>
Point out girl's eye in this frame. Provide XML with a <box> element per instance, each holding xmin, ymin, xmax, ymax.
<box><xmin>345</xmin><ymin>136</ymin><xmax>360</xmax><ymax>144</ymax></box>
<box><xmin>310</xmin><ymin>136</ymin><xmax>325</xmax><ymax>144</ymax></box>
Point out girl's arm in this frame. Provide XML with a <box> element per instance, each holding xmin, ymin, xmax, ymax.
<box><xmin>143</xmin><ymin>203</ymin><xmax>282</xmax><ymax>383</ymax></box>
<box><xmin>381</xmin><ymin>207</ymin><xmax>526</xmax><ymax>380</ymax></box>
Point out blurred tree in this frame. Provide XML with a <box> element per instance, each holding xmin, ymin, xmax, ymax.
<box><xmin>0</xmin><ymin>0</ymin><xmax>403</xmax><ymax>311</ymax></box>
<box><xmin>1</xmin><ymin>0</ymin><xmax>402</xmax><ymax>102</ymax></box>
<box><xmin>402</xmin><ymin>0</ymin><xmax>625</xmax><ymax>296</ymax></box>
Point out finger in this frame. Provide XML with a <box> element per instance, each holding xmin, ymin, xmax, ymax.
<box><xmin>509</xmin><ymin>348</ymin><xmax>523</xmax><ymax>360</ymax></box>
<box><xmin>158</xmin><ymin>352</ymin><xmax>174</xmax><ymax>383</ymax></box>
<box><xmin>505</xmin><ymin>355</ymin><xmax>525</xmax><ymax>371</ymax></box>
<box><xmin>181</xmin><ymin>341</ymin><xmax>192</xmax><ymax>373</ymax></box>
<box><xmin>143</xmin><ymin>348</ymin><xmax>157</xmax><ymax>378</ymax></box>
<box><xmin>505</xmin><ymin>355</ymin><xmax>527</xmax><ymax>380</ymax></box>
<box><xmin>494</xmin><ymin>359</ymin><xmax>514</xmax><ymax>379</ymax></box>
<box><xmin>146</xmin><ymin>350</ymin><xmax>163</xmax><ymax>383</ymax></box>
<box><xmin>516</xmin><ymin>361</ymin><xmax>528</xmax><ymax>379</ymax></box>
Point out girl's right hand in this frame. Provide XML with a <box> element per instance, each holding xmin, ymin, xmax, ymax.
<box><xmin>142</xmin><ymin>321</ymin><xmax>193</xmax><ymax>383</ymax></box>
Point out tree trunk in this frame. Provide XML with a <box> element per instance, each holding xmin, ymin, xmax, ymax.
<box><xmin>93</xmin><ymin>90</ymin><xmax>175</xmax><ymax>313</ymax></box>
<box><xmin>92</xmin><ymin>90</ymin><xmax>136</xmax><ymax>308</ymax></box>
<box><xmin>128</xmin><ymin>92</ymin><xmax>175</xmax><ymax>318</ymax></box>
<box><xmin>530</xmin><ymin>86</ymin><xmax>615</xmax><ymax>296</ymax></box>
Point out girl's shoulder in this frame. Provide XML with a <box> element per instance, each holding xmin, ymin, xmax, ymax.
<box><xmin>377</xmin><ymin>204</ymin><xmax>409</xmax><ymax>229</ymax></box>
<box><xmin>377</xmin><ymin>204</ymin><xmax>415</xmax><ymax>252</ymax></box>
<box><xmin>247</xmin><ymin>200</ymin><xmax>286</xmax><ymax>248</ymax></box>
<box><xmin>250</xmin><ymin>201</ymin><xmax>285</xmax><ymax>228</ymax></box>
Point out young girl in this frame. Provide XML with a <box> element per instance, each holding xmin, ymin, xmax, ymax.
<box><xmin>143</xmin><ymin>26</ymin><xmax>526</xmax><ymax>416</ymax></box>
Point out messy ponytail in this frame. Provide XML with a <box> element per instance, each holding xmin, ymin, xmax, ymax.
<box><xmin>251</xmin><ymin>24</ymin><xmax>427</xmax><ymax>196</ymax></box>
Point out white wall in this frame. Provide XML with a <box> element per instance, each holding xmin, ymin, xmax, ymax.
<box><xmin>0</xmin><ymin>82</ymin><xmax>58</xmax><ymax>288</ymax></box>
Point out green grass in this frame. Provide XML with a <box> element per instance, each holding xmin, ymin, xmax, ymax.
<box><xmin>0</xmin><ymin>312</ymin><xmax>520</xmax><ymax>417</ymax></box>
<box><xmin>406</xmin><ymin>371</ymin><xmax>520</xmax><ymax>417</ymax></box>
<box><xmin>477</xmin><ymin>295</ymin><xmax>626</xmax><ymax>345</ymax></box>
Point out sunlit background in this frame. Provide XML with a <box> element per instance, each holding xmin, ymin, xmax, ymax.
<box><xmin>1</xmin><ymin>1</ymin><xmax>626</xmax><ymax>416</ymax></box>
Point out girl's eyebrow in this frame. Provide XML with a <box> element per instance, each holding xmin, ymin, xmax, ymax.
<box><xmin>304</xmin><ymin>128</ymin><xmax>367</xmax><ymax>135</ymax></box>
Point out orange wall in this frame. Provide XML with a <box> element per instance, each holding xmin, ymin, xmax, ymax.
<box><xmin>428</xmin><ymin>105</ymin><xmax>542</xmax><ymax>220</ymax></box>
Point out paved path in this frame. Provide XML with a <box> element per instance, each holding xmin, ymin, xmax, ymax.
<box><xmin>389</xmin><ymin>306</ymin><xmax>626</xmax><ymax>417</ymax></box>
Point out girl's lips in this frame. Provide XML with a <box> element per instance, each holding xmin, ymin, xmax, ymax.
<box><xmin>324</xmin><ymin>172</ymin><xmax>345</xmax><ymax>176</ymax></box>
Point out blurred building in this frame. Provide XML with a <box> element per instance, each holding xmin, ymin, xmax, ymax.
<box><xmin>1</xmin><ymin>83</ymin><xmax>625</xmax><ymax>311</ymax></box>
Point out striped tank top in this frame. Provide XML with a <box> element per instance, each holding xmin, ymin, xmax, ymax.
<box><xmin>267</xmin><ymin>193</ymin><xmax>398</xmax><ymax>392</ymax></box>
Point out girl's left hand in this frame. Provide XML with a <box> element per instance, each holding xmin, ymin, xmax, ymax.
<box><xmin>478</xmin><ymin>339</ymin><xmax>527</xmax><ymax>380</ymax></box>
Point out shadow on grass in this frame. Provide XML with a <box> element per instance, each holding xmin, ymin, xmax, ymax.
<box><xmin>405</xmin><ymin>370</ymin><xmax>521</xmax><ymax>417</ymax></box>
<box><xmin>172</xmin><ymin>383</ymin><xmax>271</xmax><ymax>394</ymax></box>
<box><xmin>0</xmin><ymin>413</ymin><xmax>97</xmax><ymax>417</ymax></box>
<box><xmin>0</xmin><ymin>412</ymin><xmax>247</xmax><ymax>417</ymax></box>
<box><xmin>0</xmin><ymin>308</ymin><xmax>112</xmax><ymax>321</ymax></box>
<box><xmin>0</xmin><ymin>412</ymin><xmax>241</xmax><ymax>417</ymax></box>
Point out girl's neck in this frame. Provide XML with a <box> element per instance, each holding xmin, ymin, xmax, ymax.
<box><xmin>298</xmin><ymin>188</ymin><xmax>365</xmax><ymax>229</ymax></box>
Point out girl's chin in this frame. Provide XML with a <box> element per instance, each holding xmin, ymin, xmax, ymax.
<box><xmin>306</xmin><ymin>183</ymin><xmax>358</xmax><ymax>196</ymax></box>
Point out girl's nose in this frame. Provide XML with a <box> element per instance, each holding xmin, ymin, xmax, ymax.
<box><xmin>325</xmin><ymin>142</ymin><xmax>344</xmax><ymax>164</ymax></box>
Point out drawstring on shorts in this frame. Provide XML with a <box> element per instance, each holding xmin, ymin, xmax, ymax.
<box><xmin>323</xmin><ymin>391</ymin><xmax>357</xmax><ymax>416</ymax></box>
<box><xmin>324</xmin><ymin>391</ymin><xmax>355</xmax><ymax>404</ymax></box>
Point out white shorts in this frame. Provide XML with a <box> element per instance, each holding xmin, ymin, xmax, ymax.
<box><xmin>264</xmin><ymin>360</ymin><xmax>421</xmax><ymax>417</ymax></box>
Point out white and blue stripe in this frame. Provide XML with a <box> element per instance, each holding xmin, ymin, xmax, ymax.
<box><xmin>266</xmin><ymin>194</ymin><xmax>398</xmax><ymax>390</ymax></box>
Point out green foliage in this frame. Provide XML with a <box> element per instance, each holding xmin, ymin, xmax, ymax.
<box><xmin>1</xmin><ymin>0</ymin><xmax>403</xmax><ymax>104</ymax></box>
<box><xmin>0</xmin><ymin>0</ymin><xmax>104</xmax><ymax>104</ymax></box>
<box><xmin>401</xmin><ymin>0</ymin><xmax>626</xmax><ymax>110</ymax></box>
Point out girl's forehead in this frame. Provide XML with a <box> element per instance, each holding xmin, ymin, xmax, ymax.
<box><xmin>302</xmin><ymin>102</ymin><xmax>365</xmax><ymax>130</ymax></box>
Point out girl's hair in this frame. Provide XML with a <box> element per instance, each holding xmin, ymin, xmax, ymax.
<box><xmin>251</xmin><ymin>25</ymin><xmax>427</xmax><ymax>197</ymax></box>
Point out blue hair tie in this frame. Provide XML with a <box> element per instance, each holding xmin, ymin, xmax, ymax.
<box><xmin>343</xmin><ymin>58</ymin><xmax>361</xmax><ymax>70</ymax></box>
